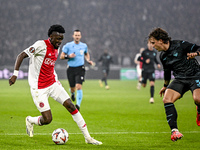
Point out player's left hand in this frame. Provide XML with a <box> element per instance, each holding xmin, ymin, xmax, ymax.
<box><xmin>187</xmin><ymin>52</ymin><xmax>198</xmax><ymax>59</ymax></box>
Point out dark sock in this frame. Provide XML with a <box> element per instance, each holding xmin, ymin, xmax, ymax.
<box><xmin>195</xmin><ymin>102</ymin><xmax>200</xmax><ymax>113</ymax></box>
<box><xmin>105</xmin><ymin>78</ymin><xmax>107</xmax><ymax>86</ymax></box>
<box><xmin>150</xmin><ymin>86</ymin><xmax>154</xmax><ymax>98</ymax></box>
<box><xmin>164</xmin><ymin>103</ymin><xmax>178</xmax><ymax>130</ymax></box>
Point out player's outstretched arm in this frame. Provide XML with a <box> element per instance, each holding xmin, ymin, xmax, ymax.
<box><xmin>9</xmin><ymin>52</ymin><xmax>28</xmax><ymax>86</ymax></box>
<box><xmin>187</xmin><ymin>51</ymin><xmax>200</xmax><ymax>59</ymax></box>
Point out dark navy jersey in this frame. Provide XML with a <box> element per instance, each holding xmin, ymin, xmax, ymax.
<box><xmin>98</xmin><ymin>53</ymin><xmax>113</xmax><ymax>70</ymax></box>
<box><xmin>160</xmin><ymin>40</ymin><xmax>200</xmax><ymax>80</ymax></box>
<box><xmin>140</xmin><ymin>48</ymin><xmax>159</xmax><ymax>73</ymax></box>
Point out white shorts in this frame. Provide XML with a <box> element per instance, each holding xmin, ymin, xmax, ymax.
<box><xmin>30</xmin><ymin>81</ymin><xmax>70</xmax><ymax>112</ymax></box>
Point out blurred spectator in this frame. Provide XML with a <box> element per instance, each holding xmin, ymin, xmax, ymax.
<box><xmin>1</xmin><ymin>0</ymin><xmax>200</xmax><ymax>67</ymax></box>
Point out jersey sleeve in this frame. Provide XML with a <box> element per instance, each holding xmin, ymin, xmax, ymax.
<box><xmin>181</xmin><ymin>41</ymin><xmax>200</xmax><ymax>53</ymax></box>
<box><xmin>84</xmin><ymin>44</ymin><xmax>88</xmax><ymax>54</ymax></box>
<box><xmin>140</xmin><ymin>51</ymin><xmax>145</xmax><ymax>62</ymax></box>
<box><xmin>62</xmin><ymin>44</ymin><xmax>69</xmax><ymax>54</ymax></box>
<box><xmin>24</xmin><ymin>40</ymin><xmax>45</xmax><ymax>57</ymax></box>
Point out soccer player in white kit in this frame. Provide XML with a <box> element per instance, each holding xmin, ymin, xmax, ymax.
<box><xmin>134</xmin><ymin>47</ymin><xmax>145</xmax><ymax>90</ymax></box>
<box><xmin>9</xmin><ymin>24</ymin><xmax>102</xmax><ymax>145</ymax></box>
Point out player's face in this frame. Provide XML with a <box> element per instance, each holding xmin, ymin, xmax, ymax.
<box><xmin>73</xmin><ymin>31</ymin><xmax>81</xmax><ymax>44</ymax></box>
<box><xmin>149</xmin><ymin>37</ymin><xmax>163</xmax><ymax>51</ymax></box>
<box><xmin>50</xmin><ymin>32</ymin><xmax>64</xmax><ymax>49</ymax></box>
<box><xmin>147</xmin><ymin>41</ymin><xmax>154</xmax><ymax>51</ymax></box>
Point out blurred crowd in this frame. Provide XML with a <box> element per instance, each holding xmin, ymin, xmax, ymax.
<box><xmin>1</xmin><ymin>0</ymin><xmax>200</xmax><ymax>68</ymax></box>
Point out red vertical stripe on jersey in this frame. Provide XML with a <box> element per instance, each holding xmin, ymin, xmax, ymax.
<box><xmin>140</xmin><ymin>57</ymin><xmax>143</xmax><ymax>69</ymax></box>
<box><xmin>38</xmin><ymin>39</ymin><xmax>58</xmax><ymax>89</ymax></box>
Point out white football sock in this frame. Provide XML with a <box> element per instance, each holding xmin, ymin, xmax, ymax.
<box><xmin>72</xmin><ymin>111</ymin><xmax>91</xmax><ymax>139</ymax></box>
<box><xmin>28</xmin><ymin>116</ymin><xmax>42</xmax><ymax>126</ymax></box>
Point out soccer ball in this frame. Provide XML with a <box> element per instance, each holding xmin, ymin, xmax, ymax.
<box><xmin>52</xmin><ymin>128</ymin><xmax>69</xmax><ymax>145</ymax></box>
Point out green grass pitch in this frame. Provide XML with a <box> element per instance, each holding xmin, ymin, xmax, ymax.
<box><xmin>0</xmin><ymin>79</ymin><xmax>199</xmax><ymax>150</ymax></box>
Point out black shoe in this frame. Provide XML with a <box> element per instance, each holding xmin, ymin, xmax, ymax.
<box><xmin>75</xmin><ymin>104</ymin><xmax>80</xmax><ymax>111</ymax></box>
<box><xmin>71</xmin><ymin>94</ymin><xmax>75</xmax><ymax>101</ymax></box>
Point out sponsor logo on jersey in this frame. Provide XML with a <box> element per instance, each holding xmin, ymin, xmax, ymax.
<box><xmin>29</xmin><ymin>47</ymin><xmax>35</xmax><ymax>53</ymax></box>
<box><xmin>44</xmin><ymin>58</ymin><xmax>56</xmax><ymax>66</ymax></box>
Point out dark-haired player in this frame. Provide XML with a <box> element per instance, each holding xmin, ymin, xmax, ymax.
<box><xmin>9</xmin><ymin>25</ymin><xmax>102</xmax><ymax>145</ymax></box>
<box><xmin>60</xmin><ymin>29</ymin><xmax>94</xmax><ymax>111</ymax></box>
<box><xmin>148</xmin><ymin>27</ymin><xmax>200</xmax><ymax>142</ymax></box>
<box><xmin>138</xmin><ymin>40</ymin><xmax>161</xmax><ymax>103</ymax></box>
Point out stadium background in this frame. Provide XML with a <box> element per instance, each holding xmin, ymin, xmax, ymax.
<box><xmin>1</xmin><ymin>0</ymin><xmax>200</xmax><ymax>79</ymax></box>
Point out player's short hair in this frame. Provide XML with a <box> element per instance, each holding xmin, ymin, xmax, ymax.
<box><xmin>48</xmin><ymin>24</ymin><xmax>65</xmax><ymax>37</ymax></box>
<box><xmin>148</xmin><ymin>28</ymin><xmax>171</xmax><ymax>44</ymax></box>
<box><xmin>73</xmin><ymin>29</ymin><xmax>81</xmax><ymax>33</ymax></box>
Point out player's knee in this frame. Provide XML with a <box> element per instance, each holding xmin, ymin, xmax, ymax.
<box><xmin>193</xmin><ymin>96</ymin><xmax>200</xmax><ymax>104</ymax></box>
<box><xmin>76</xmin><ymin>85</ymin><xmax>82</xmax><ymax>90</ymax></box>
<box><xmin>162</xmin><ymin>97</ymin><xmax>173</xmax><ymax>103</ymax></box>
<box><xmin>63</xmin><ymin>99</ymin><xmax>76</xmax><ymax>111</ymax></box>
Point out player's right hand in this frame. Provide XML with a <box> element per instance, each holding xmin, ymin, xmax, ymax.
<box><xmin>146</xmin><ymin>58</ymin><xmax>150</xmax><ymax>64</ymax></box>
<box><xmin>9</xmin><ymin>75</ymin><xmax>17</xmax><ymax>86</ymax></box>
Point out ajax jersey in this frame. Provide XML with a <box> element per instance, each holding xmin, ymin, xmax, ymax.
<box><xmin>24</xmin><ymin>39</ymin><xmax>59</xmax><ymax>89</ymax></box>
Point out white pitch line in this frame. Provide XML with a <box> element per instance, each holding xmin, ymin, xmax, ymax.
<box><xmin>1</xmin><ymin>131</ymin><xmax>200</xmax><ymax>136</ymax></box>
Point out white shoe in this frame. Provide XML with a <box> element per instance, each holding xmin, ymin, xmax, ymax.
<box><xmin>26</xmin><ymin>116</ymin><xmax>34</xmax><ymax>137</ymax></box>
<box><xmin>105</xmin><ymin>85</ymin><xmax>110</xmax><ymax>90</ymax></box>
<box><xmin>99</xmin><ymin>80</ymin><xmax>103</xmax><ymax>87</ymax></box>
<box><xmin>85</xmin><ymin>137</ymin><xmax>103</xmax><ymax>145</ymax></box>
<box><xmin>149</xmin><ymin>98</ymin><xmax>154</xmax><ymax>104</ymax></box>
<box><xmin>137</xmin><ymin>83</ymin><xmax>141</xmax><ymax>90</ymax></box>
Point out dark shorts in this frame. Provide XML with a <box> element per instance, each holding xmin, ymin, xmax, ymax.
<box><xmin>67</xmin><ymin>65</ymin><xmax>85</xmax><ymax>87</ymax></box>
<box><xmin>102</xmin><ymin>68</ymin><xmax>109</xmax><ymax>75</ymax></box>
<box><xmin>168</xmin><ymin>78</ymin><xmax>200</xmax><ymax>96</ymax></box>
<box><xmin>141</xmin><ymin>71</ymin><xmax>155</xmax><ymax>84</ymax></box>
